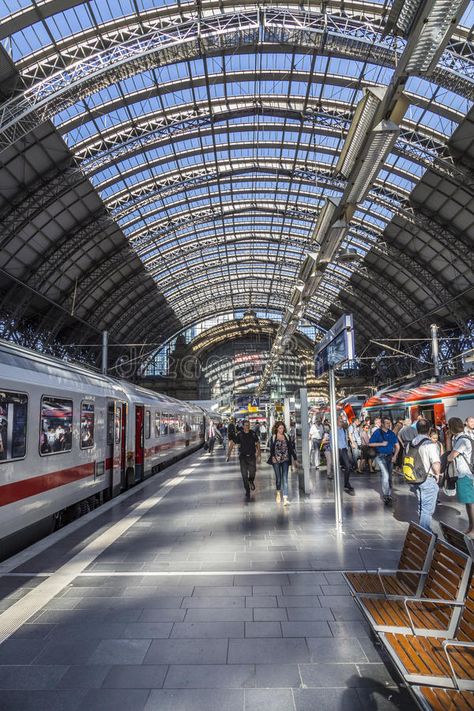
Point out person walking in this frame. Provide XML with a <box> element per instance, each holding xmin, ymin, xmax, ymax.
<box><xmin>369</xmin><ymin>416</ymin><xmax>400</xmax><ymax>506</ymax></box>
<box><xmin>360</xmin><ymin>422</ymin><xmax>373</xmax><ymax>473</ymax></box>
<box><xmin>337</xmin><ymin>416</ymin><xmax>354</xmax><ymax>494</ymax></box>
<box><xmin>348</xmin><ymin>417</ymin><xmax>362</xmax><ymax>472</ymax></box>
<box><xmin>206</xmin><ymin>420</ymin><xmax>217</xmax><ymax>454</ymax></box>
<box><xmin>309</xmin><ymin>419</ymin><xmax>324</xmax><ymax>468</ymax></box>
<box><xmin>407</xmin><ymin>418</ymin><xmax>441</xmax><ymax>532</ymax></box>
<box><xmin>321</xmin><ymin>427</ymin><xmax>332</xmax><ymax>479</ymax></box>
<box><xmin>268</xmin><ymin>421</ymin><xmax>297</xmax><ymax>505</ymax></box>
<box><xmin>448</xmin><ymin>417</ymin><xmax>474</xmax><ymax>538</ymax></box>
<box><xmin>227</xmin><ymin>420</ymin><xmax>261</xmax><ymax>499</ymax></box>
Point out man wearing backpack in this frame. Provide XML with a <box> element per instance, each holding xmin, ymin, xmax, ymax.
<box><xmin>369</xmin><ymin>416</ymin><xmax>400</xmax><ymax>506</ymax></box>
<box><xmin>407</xmin><ymin>419</ymin><xmax>441</xmax><ymax>532</ymax></box>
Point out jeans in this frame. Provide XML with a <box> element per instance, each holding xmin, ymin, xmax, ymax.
<box><xmin>310</xmin><ymin>440</ymin><xmax>321</xmax><ymax>467</ymax></box>
<box><xmin>376</xmin><ymin>454</ymin><xmax>393</xmax><ymax>497</ymax></box>
<box><xmin>273</xmin><ymin>460</ymin><xmax>290</xmax><ymax>496</ymax></box>
<box><xmin>414</xmin><ymin>476</ymin><xmax>439</xmax><ymax>532</ymax></box>
<box><xmin>208</xmin><ymin>436</ymin><xmax>215</xmax><ymax>454</ymax></box>
<box><xmin>240</xmin><ymin>455</ymin><xmax>256</xmax><ymax>493</ymax></box>
<box><xmin>339</xmin><ymin>448</ymin><xmax>352</xmax><ymax>487</ymax></box>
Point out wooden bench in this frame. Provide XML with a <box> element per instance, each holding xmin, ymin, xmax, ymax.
<box><xmin>356</xmin><ymin>540</ymin><xmax>472</xmax><ymax>637</ymax></box>
<box><xmin>344</xmin><ymin>522</ymin><xmax>435</xmax><ymax>597</ymax></box>
<box><xmin>412</xmin><ymin>686</ymin><xmax>474</xmax><ymax>711</ymax></box>
<box><xmin>380</xmin><ymin>574</ymin><xmax>474</xmax><ymax>690</ymax></box>
<box><xmin>440</xmin><ymin>521</ymin><xmax>473</xmax><ymax>558</ymax></box>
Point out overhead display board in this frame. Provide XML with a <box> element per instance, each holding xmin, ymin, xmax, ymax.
<box><xmin>314</xmin><ymin>314</ymin><xmax>355</xmax><ymax>377</ymax></box>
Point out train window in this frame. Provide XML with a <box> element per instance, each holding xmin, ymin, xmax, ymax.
<box><xmin>145</xmin><ymin>410</ymin><xmax>151</xmax><ymax>439</ymax></box>
<box><xmin>161</xmin><ymin>413</ymin><xmax>169</xmax><ymax>435</ymax></box>
<box><xmin>80</xmin><ymin>402</ymin><xmax>94</xmax><ymax>449</ymax></box>
<box><xmin>0</xmin><ymin>391</ymin><xmax>28</xmax><ymax>462</ymax></box>
<box><xmin>107</xmin><ymin>403</ymin><xmax>114</xmax><ymax>445</ymax></box>
<box><xmin>40</xmin><ymin>397</ymin><xmax>73</xmax><ymax>455</ymax></box>
<box><xmin>115</xmin><ymin>408</ymin><xmax>121</xmax><ymax>445</ymax></box>
<box><xmin>154</xmin><ymin>411</ymin><xmax>160</xmax><ymax>437</ymax></box>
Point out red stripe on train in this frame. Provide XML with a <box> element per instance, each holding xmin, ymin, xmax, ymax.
<box><xmin>0</xmin><ymin>463</ymin><xmax>95</xmax><ymax>507</ymax></box>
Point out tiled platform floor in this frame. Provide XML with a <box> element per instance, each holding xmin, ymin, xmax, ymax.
<box><xmin>0</xmin><ymin>448</ymin><xmax>468</xmax><ymax>710</ymax></box>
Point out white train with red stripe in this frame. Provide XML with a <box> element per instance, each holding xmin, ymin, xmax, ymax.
<box><xmin>0</xmin><ymin>339</ymin><xmax>204</xmax><ymax>560</ymax></box>
<box><xmin>362</xmin><ymin>374</ymin><xmax>474</xmax><ymax>426</ymax></box>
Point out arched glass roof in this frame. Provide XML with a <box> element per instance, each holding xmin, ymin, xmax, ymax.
<box><xmin>0</xmin><ymin>0</ymin><xmax>473</xmax><ymax>345</ymax></box>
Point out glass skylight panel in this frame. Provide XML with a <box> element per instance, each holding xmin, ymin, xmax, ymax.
<box><xmin>0</xmin><ymin>0</ymin><xmax>31</xmax><ymax>19</ymax></box>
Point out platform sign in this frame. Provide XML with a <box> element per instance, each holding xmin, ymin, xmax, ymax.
<box><xmin>314</xmin><ymin>314</ymin><xmax>355</xmax><ymax>377</ymax></box>
<box><xmin>248</xmin><ymin>397</ymin><xmax>259</xmax><ymax>413</ymax></box>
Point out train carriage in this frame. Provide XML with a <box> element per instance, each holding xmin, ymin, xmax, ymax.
<box><xmin>0</xmin><ymin>340</ymin><xmax>204</xmax><ymax>560</ymax></box>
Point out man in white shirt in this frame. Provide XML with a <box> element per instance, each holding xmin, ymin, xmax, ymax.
<box><xmin>309</xmin><ymin>419</ymin><xmax>324</xmax><ymax>468</ymax></box>
<box><xmin>408</xmin><ymin>418</ymin><xmax>441</xmax><ymax>532</ymax></box>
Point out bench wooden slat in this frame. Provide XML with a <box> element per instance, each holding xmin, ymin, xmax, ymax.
<box><xmin>419</xmin><ymin>686</ymin><xmax>474</xmax><ymax>711</ymax></box>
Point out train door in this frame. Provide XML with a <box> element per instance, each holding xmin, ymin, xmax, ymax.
<box><xmin>119</xmin><ymin>403</ymin><xmax>127</xmax><ymax>489</ymax></box>
<box><xmin>106</xmin><ymin>401</ymin><xmax>115</xmax><ymax>497</ymax></box>
<box><xmin>135</xmin><ymin>405</ymin><xmax>144</xmax><ymax>482</ymax></box>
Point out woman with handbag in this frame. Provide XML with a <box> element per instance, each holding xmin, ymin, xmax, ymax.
<box><xmin>267</xmin><ymin>421</ymin><xmax>297</xmax><ymax>506</ymax></box>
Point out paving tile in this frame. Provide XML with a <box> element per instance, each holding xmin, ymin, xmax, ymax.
<box><xmin>170</xmin><ymin>621</ymin><xmax>244</xmax><ymax>638</ymax></box>
<box><xmin>293</xmin><ymin>687</ymin><xmax>363</xmax><ymax>711</ymax></box>
<box><xmin>253</xmin><ymin>608</ymin><xmax>288</xmax><ymax>621</ymax></box>
<box><xmin>328</xmin><ymin>621</ymin><xmax>371</xmax><ymax>637</ymax></box>
<box><xmin>251</xmin><ymin>585</ymin><xmax>283</xmax><ymax>596</ymax></box>
<box><xmin>76</xmin><ymin>688</ymin><xmax>150</xmax><ymax>711</ymax></box>
<box><xmin>11</xmin><ymin>623</ymin><xmax>55</xmax><ymax>639</ymax></box>
<box><xmin>245</xmin><ymin>596</ymin><xmax>277</xmax><ymax>607</ymax></box>
<box><xmin>144</xmin><ymin>689</ymin><xmax>244</xmax><ymax>711</ymax></box>
<box><xmin>0</xmin><ymin>665</ymin><xmax>67</xmax><ymax>689</ymax></box>
<box><xmin>288</xmin><ymin>574</ymin><xmax>328</xmax><ymax>585</ymax></box>
<box><xmin>330</xmin><ymin>607</ymin><xmax>365</xmax><ymax>621</ymax></box>
<box><xmin>234</xmin><ymin>575</ymin><xmax>290</xmax><ymax>586</ymax></box>
<box><xmin>164</xmin><ymin>664</ymin><xmax>254</xmax><ymax>688</ymax></box>
<box><xmin>277</xmin><ymin>596</ymin><xmax>321</xmax><ymax>608</ymax></box>
<box><xmin>0</xmin><ymin>689</ymin><xmax>88</xmax><ymax>711</ymax></box>
<box><xmin>286</xmin><ymin>608</ymin><xmax>334</xmax><ymax>621</ymax></box>
<box><xmin>228</xmin><ymin>638</ymin><xmax>310</xmax><ymax>664</ymax></box>
<box><xmin>144</xmin><ymin>638</ymin><xmax>228</xmax><ymax>664</ymax></box>
<box><xmin>323</xmin><ymin>573</ymin><xmax>346</xmax><ymax>585</ymax></box>
<box><xmin>306</xmin><ymin>637</ymin><xmax>368</xmax><ymax>664</ymax></box>
<box><xmin>184</xmin><ymin>607</ymin><xmax>253</xmax><ymax>622</ymax></box>
<box><xmin>136</xmin><ymin>606</ymin><xmax>185</xmax><ymax>622</ymax></box>
<box><xmin>299</xmin><ymin>663</ymin><xmax>360</xmax><ymax>687</ymax></box>
<box><xmin>281</xmin><ymin>621</ymin><xmax>332</xmax><ymax>637</ymax></box>
<box><xmin>48</xmin><ymin>623</ymin><xmax>127</xmax><ymax>641</ymax></box>
<box><xmin>356</xmin><ymin>686</ymin><xmax>419</xmax><ymax>710</ymax></box>
<box><xmin>56</xmin><ymin>665</ymin><xmax>111</xmax><ymax>689</ymax></box>
<box><xmin>181</xmin><ymin>596</ymin><xmax>245</xmax><ymax>608</ymax></box>
<box><xmin>32</xmin><ymin>640</ymin><xmax>101</xmax><ymax>666</ymax></box>
<box><xmin>102</xmin><ymin>665</ymin><xmax>168</xmax><ymax>689</ymax></box>
<box><xmin>244</xmin><ymin>688</ymin><xmax>295</xmax><ymax>710</ymax></box>
<box><xmin>192</xmin><ymin>585</ymin><xmax>251</xmax><ymax>596</ymax></box>
<box><xmin>318</xmin><ymin>595</ymin><xmax>358</xmax><ymax>608</ymax></box>
<box><xmin>87</xmin><ymin>639</ymin><xmax>152</xmax><ymax>665</ymax></box>
<box><xmin>254</xmin><ymin>664</ymin><xmax>302</xmax><ymax>688</ymax></box>
<box><xmin>280</xmin><ymin>586</ymin><xmax>322</xmax><ymax>596</ymax></box>
<box><xmin>245</xmin><ymin>621</ymin><xmax>282</xmax><ymax>637</ymax></box>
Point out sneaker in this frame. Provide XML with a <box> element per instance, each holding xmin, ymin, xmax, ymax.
<box><xmin>344</xmin><ymin>485</ymin><xmax>354</xmax><ymax>494</ymax></box>
<box><xmin>384</xmin><ymin>496</ymin><xmax>393</xmax><ymax>506</ymax></box>
<box><xmin>276</xmin><ymin>491</ymin><xmax>281</xmax><ymax>503</ymax></box>
<box><xmin>245</xmin><ymin>490</ymin><xmax>251</xmax><ymax>500</ymax></box>
<box><xmin>283</xmin><ymin>496</ymin><xmax>290</xmax><ymax>506</ymax></box>
<box><xmin>249</xmin><ymin>480</ymin><xmax>256</xmax><ymax>491</ymax></box>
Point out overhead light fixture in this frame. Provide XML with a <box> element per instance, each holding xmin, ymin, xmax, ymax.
<box><xmin>337</xmin><ymin>247</ymin><xmax>361</xmax><ymax>263</ymax></box>
<box><xmin>298</xmin><ymin>251</ymin><xmax>319</xmax><ymax>282</ymax></box>
<box><xmin>346</xmin><ymin>120</ymin><xmax>400</xmax><ymax>204</ymax></box>
<box><xmin>317</xmin><ymin>219</ymin><xmax>350</xmax><ymax>265</ymax></box>
<box><xmin>384</xmin><ymin>0</ymin><xmax>424</xmax><ymax>37</ymax></box>
<box><xmin>289</xmin><ymin>283</ymin><xmax>304</xmax><ymax>308</ymax></box>
<box><xmin>309</xmin><ymin>197</ymin><xmax>339</xmax><ymax>245</ymax></box>
<box><xmin>335</xmin><ymin>87</ymin><xmax>386</xmax><ymax>178</ymax></box>
<box><xmin>404</xmin><ymin>0</ymin><xmax>470</xmax><ymax>74</ymax></box>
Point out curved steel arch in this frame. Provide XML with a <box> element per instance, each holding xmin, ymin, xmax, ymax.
<box><xmin>1</xmin><ymin>8</ymin><xmax>473</xmax><ymax>151</ymax></box>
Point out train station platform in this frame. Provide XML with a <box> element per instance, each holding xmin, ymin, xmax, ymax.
<box><xmin>0</xmin><ymin>449</ymin><xmax>467</xmax><ymax>711</ymax></box>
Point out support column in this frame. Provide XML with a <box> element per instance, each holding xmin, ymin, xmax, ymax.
<box><xmin>329</xmin><ymin>367</ymin><xmax>343</xmax><ymax>529</ymax></box>
<box><xmin>299</xmin><ymin>387</ymin><xmax>311</xmax><ymax>494</ymax></box>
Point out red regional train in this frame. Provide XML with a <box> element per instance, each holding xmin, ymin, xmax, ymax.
<box><xmin>0</xmin><ymin>339</ymin><xmax>205</xmax><ymax>560</ymax></box>
<box><xmin>362</xmin><ymin>374</ymin><xmax>474</xmax><ymax>426</ymax></box>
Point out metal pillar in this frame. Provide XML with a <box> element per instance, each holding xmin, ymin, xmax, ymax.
<box><xmin>102</xmin><ymin>330</ymin><xmax>108</xmax><ymax>375</ymax></box>
<box><xmin>299</xmin><ymin>387</ymin><xmax>311</xmax><ymax>494</ymax></box>
<box><xmin>283</xmin><ymin>397</ymin><xmax>291</xmax><ymax>432</ymax></box>
<box><xmin>328</xmin><ymin>367</ymin><xmax>343</xmax><ymax>529</ymax></box>
<box><xmin>431</xmin><ymin>323</ymin><xmax>440</xmax><ymax>380</ymax></box>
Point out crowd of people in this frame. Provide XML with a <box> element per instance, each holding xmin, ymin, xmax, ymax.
<box><xmin>205</xmin><ymin>411</ymin><xmax>474</xmax><ymax>535</ymax></box>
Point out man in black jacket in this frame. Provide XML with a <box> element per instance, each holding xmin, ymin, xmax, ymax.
<box><xmin>227</xmin><ymin>421</ymin><xmax>261</xmax><ymax>499</ymax></box>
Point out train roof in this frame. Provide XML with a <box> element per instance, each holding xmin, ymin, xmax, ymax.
<box><xmin>0</xmin><ymin>339</ymin><xmax>202</xmax><ymax>413</ymax></box>
<box><xmin>364</xmin><ymin>374</ymin><xmax>474</xmax><ymax>408</ymax></box>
